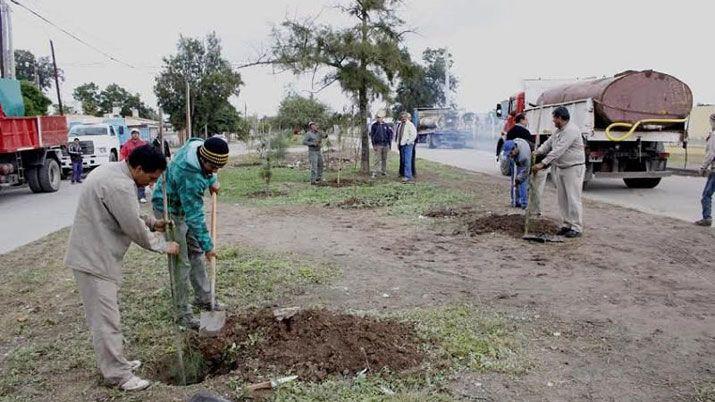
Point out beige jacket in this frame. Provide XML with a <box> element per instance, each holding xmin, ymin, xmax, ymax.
<box><xmin>702</xmin><ymin>132</ymin><xmax>715</xmax><ymax>171</ymax></box>
<box><xmin>536</xmin><ymin>121</ymin><xmax>585</xmax><ymax>168</ymax></box>
<box><xmin>396</xmin><ymin>120</ymin><xmax>417</xmax><ymax>146</ymax></box>
<box><xmin>65</xmin><ymin>162</ymin><xmax>167</xmax><ymax>284</ymax></box>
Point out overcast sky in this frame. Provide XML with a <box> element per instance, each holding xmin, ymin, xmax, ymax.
<box><xmin>10</xmin><ymin>0</ymin><xmax>714</xmax><ymax>117</ymax></box>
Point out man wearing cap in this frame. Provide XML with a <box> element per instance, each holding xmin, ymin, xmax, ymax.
<box><xmin>303</xmin><ymin>121</ymin><xmax>327</xmax><ymax>184</ymax></box>
<box><xmin>695</xmin><ymin>114</ymin><xmax>715</xmax><ymax>226</ymax></box>
<box><xmin>396</xmin><ymin>112</ymin><xmax>417</xmax><ymax>183</ymax></box>
<box><xmin>121</xmin><ymin>129</ymin><xmax>148</xmax><ymax>202</ymax></box>
<box><xmin>501</xmin><ymin>138</ymin><xmax>531</xmax><ymax>208</ymax></box>
<box><xmin>370</xmin><ymin>112</ymin><xmax>393</xmax><ymax>176</ymax></box>
<box><xmin>151</xmin><ymin>137</ymin><xmax>229</xmax><ymax>329</ymax></box>
<box><xmin>532</xmin><ymin>106</ymin><xmax>585</xmax><ymax>238</ymax></box>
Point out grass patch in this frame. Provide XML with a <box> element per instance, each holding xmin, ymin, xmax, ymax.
<box><xmin>219</xmin><ymin>154</ymin><xmax>472</xmax><ymax>217</ymax></box>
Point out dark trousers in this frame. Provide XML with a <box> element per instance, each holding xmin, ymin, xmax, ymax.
<box><xmin>71</xmin><ymin>160</ymin><xmax>83</xmax><ymax>182</ymax></box>
<box><xmin>702</xmin><ymin>172</ymin><xmax>715</xmax><ymax>219</ymax></box>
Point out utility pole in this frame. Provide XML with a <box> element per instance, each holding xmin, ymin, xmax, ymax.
<box><xmin>50</xmin><ymin>40</ymin><xmax>63</xmax><ymax>115</ymax></box>
<box><xmin>185</xmin><ymin>80</ymin><xmax>191</xmax><ymax>142</ymax></box>
<box><xmin>0</xmin><ymin>0</ymin><xmax>5</xmax><ymax>79</ymax></box>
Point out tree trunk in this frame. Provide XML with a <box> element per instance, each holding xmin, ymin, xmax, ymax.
<box><xmin>359</xmin><ymin>87</ymin><xmax>369</xmax><ymax>174</ymax></box>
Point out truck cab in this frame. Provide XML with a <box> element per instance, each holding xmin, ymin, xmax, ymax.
<box><xmin>61</xmin><ymin>123</ymin><xmax>121</xmax><ymax>175</ymax></box>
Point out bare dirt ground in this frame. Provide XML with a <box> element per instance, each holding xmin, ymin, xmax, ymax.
<box><xmin>217</xmin><ymin>168</ymin><xmax>715</xmax><ymax>401</ymax></box>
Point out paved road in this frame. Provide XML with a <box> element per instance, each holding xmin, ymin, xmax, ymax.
<box><xmin>417</xmin><ymin>144</ymin><xmax>708</xmax><ymax>223</ymax></box>
<box><xmin>0</xmin><ymin>182</ymin><xmax>83</xmax><ymax>254</ymax></box>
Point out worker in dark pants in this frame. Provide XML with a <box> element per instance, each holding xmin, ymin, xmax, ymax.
<box><xmin>68</xmin><ymin>137</ymin><xmax>84</xmax><ymax>183</ymax></box>
<box><xmin>695</xmin><ymin>113</ymin><xmax>715</xmax><ymax>226</ymax></box>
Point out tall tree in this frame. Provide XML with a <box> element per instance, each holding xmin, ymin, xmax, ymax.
<box><xmin>269</xmin><ymin>0</ymin><xmax>412</xmax><ymax>173</ymax></box>
<box><xmin>275</xmin><ymin>93</ymin><xmax>330</xmax><ymax>132</ymax></box>
<box><xmin>393</xmin><ymin>47</ymin><xmax>457</xmax><ymax>115</ymax></box>
<box><xmin>20</xmin><ymin>80</ymin><xmax>52</xmax><ymax>116</ymax></box>
<box><xmin>14</xmin><ymin>49</ymin><xmax>64</xmax><ymax>92</ymax></box>
<box><xmin>72</xmin><ymin>82</ymin><xmax>100</xmax><ymax>116</ymax></box>
<box><xmin>154</xmin><ymin>32</ymin><xmax>244</xmax><ymax>137</ymax></box>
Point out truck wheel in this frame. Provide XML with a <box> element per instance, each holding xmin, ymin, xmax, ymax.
<box><xmin>110</xmin><ymin>150</ymin><xmax>118</xmax><ymax>162</ymax></box>
<box><xmin>623</xmin><ymin>178</ymin><xmax>661</xmax><ymax>189</ymax></box>
<box><xmin>26</xmin><ymin>168</ymin><xmax>43</xmax><ymax>193</ymax></box>
<box><xmin>38</xmin><ymin>158</ymin><xmax>61</xmax><ymax>192</ymax></box>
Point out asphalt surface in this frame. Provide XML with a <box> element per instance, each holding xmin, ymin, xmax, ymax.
<box><xmin>416</xmin><ymin>144</ymin><xmax>709</xmax><ymax>224</ymax></box>
<box><xmin>0</xmin><ymin>142</ymin><xmax>709</xmax><ymax>255</ymax></box>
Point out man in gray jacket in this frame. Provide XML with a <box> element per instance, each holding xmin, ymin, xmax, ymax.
<box><xmin>532</xmin><ymin>106</ymin><xmax>585</xmax><ymax>238</ymax></box>
<box><xmin>695</xmin><ymin>113</ymin><xmax>715</xmax><ymax>226</ymax></box>
<box><xmin>303</xmin><ymin>121</ymin><xmax>327</xmax><ymax>184</ymax></box>
<box><xmin>65</xmin><ymin>145</ymin><xmax>180</xmax><ymax>391</ymax></box>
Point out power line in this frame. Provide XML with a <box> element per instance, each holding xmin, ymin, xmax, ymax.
<box><xmin>9</xmin><ymin>0</ymin><xmax>136</xmax><ymax>69</ymax></box>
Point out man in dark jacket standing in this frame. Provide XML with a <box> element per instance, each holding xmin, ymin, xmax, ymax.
<box><xmin>506</xmin><ymin>113</ymin><xmax>534</xmax><ymax>149</ymax></box>
<box><xmin>68</xmin><ymin>137</ymin><xmax>84</xmax><ymax>183</ymax></box>
<box><xmin>370</xmin><ymin>112</ymin><xmax>393</xmax><ymax>176</ymax></box>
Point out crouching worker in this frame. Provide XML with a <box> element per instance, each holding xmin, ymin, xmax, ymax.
<box><xmin>501</xmin><ymin>139</ymin><xmax>531</xmax><ymax>208</ymax></box>
<box><xmin>65</xmin><ymin>144</ymin><xmax>180</xmax><ymax>391</ymax></box>
<box><xmin>152</xmin><ymin>137</ymin><xmax>229</xmax><ymax>330</ymax></box>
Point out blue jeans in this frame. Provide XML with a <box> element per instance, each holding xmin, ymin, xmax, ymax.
<box><xmin>702</xmin><ymin>172</ymin><xmax>715</xmax><ymax>219</ymax></box>
<box><xmin>515</xmin><ymin>166</ymin><xmax>528</xmax><ymax>208</ymax></box>
<box><xmin>401</xmin><ymin>144</ymin><xmax>414</xmax><ymax>180</ymax></box>
<box><xmin>137</xmin><ymin>186</ymin><xmax>146</xmax><ymax>200</ymax></box>
<box><xmin>71</xmin><ymin>160</ymin><xmax>83</xmax><ymax>182</ymax></box>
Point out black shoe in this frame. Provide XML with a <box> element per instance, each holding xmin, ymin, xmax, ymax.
<box><xmin>564</xmin><ymin>229</ymin><xmax>582</xmax><ymax>238</ymax></box>
<box><xmin>694</xmin><ymin>218</ymin><xmax>712</xmax><ymax>227</ymax></box>
<box><xmin>556</xmin><ymin>227</ymin><xmax>570</xmax><ymax>236</ymax></box>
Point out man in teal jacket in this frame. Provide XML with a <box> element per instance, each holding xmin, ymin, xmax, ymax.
<box><xmin>152</xmin><ymin>137</ymin><xmax>229</xmax><ymax>329</ymax></box>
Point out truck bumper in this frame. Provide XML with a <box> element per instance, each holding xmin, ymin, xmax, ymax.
<box><xmin>589</xmin><ymin>171</ymin><xmax>672</xmax><ymax>180</ymax></box>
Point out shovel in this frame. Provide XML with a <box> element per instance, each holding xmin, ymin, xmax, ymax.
<box><xmin>200</xmin><ymin>192</ymin><xmax>226</xmax><ymax>336</ymax></box>
<box><xmin>522</xmin><ymin>153</ymin><xmax>563</xmax><ymax>243</ymax></box>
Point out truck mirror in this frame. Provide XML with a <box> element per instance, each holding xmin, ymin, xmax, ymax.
<box><xmin>495</xmin><ymin>104</ymin><xmax>503</xmax><ymax>118</ymax></box>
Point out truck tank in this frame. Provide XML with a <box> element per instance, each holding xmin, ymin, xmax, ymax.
<box><xmin>536</xmin><ymin>70</ymin><xmax>692</xmax><ymax>126</ymax></box>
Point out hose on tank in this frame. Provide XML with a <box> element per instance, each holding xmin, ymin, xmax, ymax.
<box><xmin>605</xmin><ymin>118</ymin><xmax>688</xmax><ymax>142</ymax></box>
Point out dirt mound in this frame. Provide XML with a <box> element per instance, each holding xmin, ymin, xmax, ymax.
<box><xmin>467</xmin><ymin>214</ymin><xmax>560</xmax><ymax>238</ymax></box>
<box><xmin>188</xmin><ymin>309</ymin><xmax>424</xmax><ymax>383</ymax></box>
<box><xmin>246</xmin><ymin>189</ymin><xmax>289</xmax><ymax>198</ymax></box>
<box><xmin>317</xmin><ymin>178</ymin><xmax>370</xmax><ymax>188</ymax></box>
<box><xmin>424</xmin><ymin>205</ymin><xmax>476</xmax><ymax>218</ymax></box>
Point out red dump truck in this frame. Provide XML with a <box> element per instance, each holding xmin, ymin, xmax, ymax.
<box><xmin>497</xmin><ymin>70</ymin><xmax>692</xmax><ymax>189</ymax></box>
<box><xmin>0</xmin><ymin>113</ymin><xmax>68</xmax><ymax>193</ymax></box>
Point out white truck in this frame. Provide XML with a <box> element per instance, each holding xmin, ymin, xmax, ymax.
<box><xmin>61</xmin><ymin>123</ymin><xmax>121</xmax><ymax>176</ymax></box>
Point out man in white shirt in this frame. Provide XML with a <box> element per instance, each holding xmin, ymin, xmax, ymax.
<box><xmin>395</xmin><ymin>112</ymin><xmax>417</xmax><ymax>183</ymax></box>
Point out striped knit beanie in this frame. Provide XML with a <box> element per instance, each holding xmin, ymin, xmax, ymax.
<box><xmin>199</xmin><ymin>137</ymin><xmax>229</xmax><ymax>167</ymax></box>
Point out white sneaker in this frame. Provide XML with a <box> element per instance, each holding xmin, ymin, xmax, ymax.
<box><xmin>139</xmin><ymin>198</ymin><xmax>147</xmax><ymax>204</ymax></box>
<box><xmin>128</xmin><ymin>360</ymin><xmax>141</xmax><ymax>370</ymax></box>
<box><xmin>119</xmin><ymin>375</ymin><xmax>150</xmax><ymax>391</ymax></box>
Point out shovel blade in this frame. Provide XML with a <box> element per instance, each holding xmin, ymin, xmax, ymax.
<box><xmin>199</xmin><ymin>311</ymin><xmax>226</xmax><ymax>337</ymax></box>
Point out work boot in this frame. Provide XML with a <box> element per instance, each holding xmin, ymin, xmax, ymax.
<box><xmin>178</xmin><ymin>315</ymin><xmax>200</xmax><ymax>330</ymax></box>
<box><xmin>564</xmin><ymin>229</ymin><xmax>582</xmax><ymax>238</ymax></box>
<box><xmin>694</xmin><ymin>218</ymin><xmax>712</xmax><ymax>227</ymax></box>
<box><xmin>119</xmin><ymin>375</ymin><xmax>151</xmax><ymax>391</ymax></box>
<box><xmin>196</xmin><ymin>300</ymin><xmax>226</xmax><ymax>311</ymax></box>
<box><xmin>556</xmin><ymin>227</ymin><xmax>570</xmax><ymax>236</ymax></box>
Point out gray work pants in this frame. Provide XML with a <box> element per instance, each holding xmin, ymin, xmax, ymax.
<box><xmin>156</xmin><ymin>211</ymin><xmax>211</xmax><ymax>319</ymax></box>
<box><xmin>555</xmin><ymin>164</ymin><xmax>585</xmax><ymax>232</ymax></box>
<box><xmin>308</xmin><ymin>148</ymin><xmax>324</xmax><ymax>183</ymax></box>
<box><xmin>372</xmin><ymin>145</ymin><xmax>389</xmax><ymax>175</ymax></box>
<box><xmin>73</xmin><ymin>270</ymin><xmax>133</xmax><ymax>386</ymax></box>
<box><xmin>528</xmin><ymin>168</ymin><xmax>549</xmax><ymax>216</ymax></box>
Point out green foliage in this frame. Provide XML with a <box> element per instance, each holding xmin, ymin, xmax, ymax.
<box><xmin>270</xmin><ymin>0</ymin><xmax>413</xmax><ymax>172</ymax></box>
<box><xmin>72</xmin><ymin>82</ymin><xmax>156</xmax><ymax>118</ymax></box>
<box><xmin>154</xmin><ymin>32</ymin><xmax>245</xmax><ymax>136</ymax></box>
<box><xmin>20</xmin><ymin>80</ymin><xmax>52</xmax><ymax>116</ymax></box>
<box><xmin>393</xmin><ymin>48</ymin><xmax>458</xmax><ymax>115</ymax></box>
<box><xmin>276</xmin><ymin>93</ymin><xmax>330</xmax><ymax>132</ymax></box>
<box><xmin>14</xmin><ymin>49</ymin><xmax>63</xmax><ymax>92</ymax></box>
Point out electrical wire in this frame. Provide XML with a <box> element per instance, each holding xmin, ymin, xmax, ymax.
<box><xmin>9</xmin><ymin>0</ymin><xmax>136</xmax><ymax>69</ymax></box>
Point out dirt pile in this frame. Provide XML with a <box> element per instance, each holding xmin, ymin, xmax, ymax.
<box><xmin>246</xmin><ymin>189</ymin><xmax>289</xmax><ymax>198</ymax></box>
<box><xmin>424</xmin><ymin>205</ymin><xmax>476</xmax><ymax>218</ymax></box>
<box><xmin>192</xmin><ymin>309</ymin><xmax>425</xmax><ymax>383</ymax></box>
<box><xmin>317</xmin><ymin>178</ymin><xmax>370</xmax><ymax>188</ymax></box>
<box><xmin>466</xmin><ymin>214</ymin><xmax>560</xmax><ymax>238</ymax></box>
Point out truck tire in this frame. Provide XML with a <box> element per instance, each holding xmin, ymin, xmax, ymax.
<box><xmin>38</xmin><ymin>158</ymin><xmax>61</xmax><ymax>192</ymax></box>
<box><xmin>110</xmin><ymin>150</ymin><xmax>118</xmax><ymax>161</ymax></box>
<box><xmin>26</xmin><ymin>168</ymin><xmax>43</xmax><ymax>193</ymax></box>
<box><xmin>623</xmin><ymin>177</ymin><xmax>661</xmax><ymax>189</ymax></box>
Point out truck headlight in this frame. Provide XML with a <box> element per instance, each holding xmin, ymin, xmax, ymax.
<box><xmin>98</xmin><ymin>147</ymin><xmax>108</xmax><ymax>154</ymax></box>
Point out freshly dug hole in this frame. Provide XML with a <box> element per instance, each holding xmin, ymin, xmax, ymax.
<box><xmin>467</xmin><ymin>213</ymin><xmax>560</xmax><ymax>238</ymax></box>
<box><xmin>174</xmin><ymin>309</ymin><xmax>424</xmax><ymax>384</ymax></box>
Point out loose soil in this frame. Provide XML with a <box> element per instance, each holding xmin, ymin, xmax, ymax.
<box><xmin>158</xmin><ymin>309</ymin><xmax>424</xmax><ymax>385</ymax></box>
<box><xmin>316</xmin><ymin>177</ymin><xmax>371</xmax><ymax>188</ymax></box>
<box><xmin>245</xmin><ymin>189</ymin><xmax>289</xmax><ymax>198</ymax></box>
<box><xmin>423</xmin><ymin>204</ymin><xmax>477</xmax><ymax>218</ymax></box>
<box><xmin>465</xmin><ymin>213</ymin><xmax>560</xmax><ymax>238</ymax></box>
